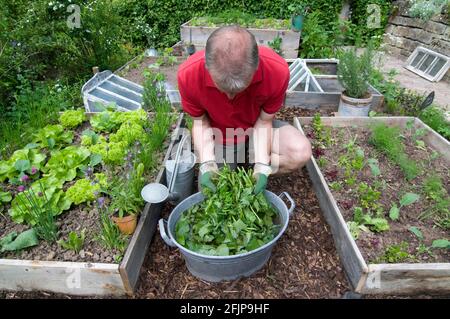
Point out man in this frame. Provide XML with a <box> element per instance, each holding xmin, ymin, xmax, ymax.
<box><xmin>177</xmin><ymin>25</ymin><xmax>311</xmax><ymax>194</ymax></box>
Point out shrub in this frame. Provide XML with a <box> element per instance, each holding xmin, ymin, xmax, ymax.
<box><xmin>420</xmin><ymin>106</ymin><xmax>450</xmax><ymax>140</ymax></box>
<box><xmin>337</xmin><ymin>45</ymin><xmax>375</xmax><ymax>98</ymax></box>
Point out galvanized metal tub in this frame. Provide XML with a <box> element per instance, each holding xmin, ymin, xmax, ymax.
<box><xmin>158</xmin><ymin>191</ymin><xmax>295</xmax><ymax>282</ymax></box>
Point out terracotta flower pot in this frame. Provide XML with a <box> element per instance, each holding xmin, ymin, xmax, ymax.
<box><xmin>112</xmin><ymin>214</ymin><xmax>137</xmax><ymax>235</ymax></box>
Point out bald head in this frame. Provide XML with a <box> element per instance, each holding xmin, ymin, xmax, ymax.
<box><xmin>205</xmin><ymin>25</ymin><xmax>259</xmax><ymax>94</ymax></box>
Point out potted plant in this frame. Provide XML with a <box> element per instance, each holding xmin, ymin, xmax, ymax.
<box><xmin>109</xmin><ymin>162</ymin><xmax>145</xmax><ymax>235</ymax></box>
<box><xmin>288</xmin><ymin>3</ymin><xmax>308</xmax><ymax>32</ymax></box>
<box><xmin>337</xmin><ymin>45</ymin><xmax>375</xmax><ymax>116</ymax></box>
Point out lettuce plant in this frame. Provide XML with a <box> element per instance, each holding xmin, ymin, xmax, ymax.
<box><xmin>109</xmin><ymin>121</ymin><xmax>147</xmax><ymax>146</ymax></box>
<box><xmin>0</xmin><ymin>148</ymin><xmax>46</xmax><ymax>182</ymax></box>
<box><xmin>33</xmin><ymin>124</ymin><xmax>73</xmax><ymax>149</ymax></box>
<box><xmin>89</xmin><ymin>141</ymin><xmax>127</xmax><ymax>165</ymax></box>
<box><xmin>59</xmin><ymin>109</ymin><xmax>86</xmax><ymax>129</ymax></box>
<box><xmin>66</xmin><ymin>173</ymin><xmax>107</xmax><ymax>205</ymax></box>
<box><xmin>43</xmin><ymin>146</ymin><xmax>91</xmax><ymax>182</ymax></box>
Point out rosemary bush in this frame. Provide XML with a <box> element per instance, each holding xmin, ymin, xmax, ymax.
<box><xmin>337</xmin><ymin>45</ymin><xmax>375</xmax><ymax>99</ymax></box>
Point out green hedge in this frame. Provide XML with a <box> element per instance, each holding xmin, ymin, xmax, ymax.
<box><xmin>138</xmin><ymin>0</ymin><xmax>344</xmax><ymax>48</ymax></box>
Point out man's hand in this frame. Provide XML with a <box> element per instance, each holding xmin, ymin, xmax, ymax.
<box><xmin>253</xmin><ymin>163</ymin><xmax>272</xmax><ymax>195</ymax></box>
<box><xmin>199</xmin><ymin>161</ymin><xmax>219</xmax><ymax>192</ymax></box>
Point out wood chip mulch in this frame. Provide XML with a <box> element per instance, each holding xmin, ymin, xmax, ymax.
<box><xmin>133</xmin><ymin>167</ymin><xmax>350</xmax><ymax>299</ymax></box>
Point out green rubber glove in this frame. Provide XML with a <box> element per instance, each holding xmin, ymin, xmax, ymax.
<box><xmin>199</xmin><ymin>161</ymin><xmax>218</xmax><ymax>192</ymax></box>
<box><xmin>253</xmin><ymin>173</ymin><xmax>269</xmax><ymax>195</ymax></box>
<box><xmin>200</xmin><ymin>171</ymin><xmax>217</xmax><ymax>192</ymax></box>
<box><xmin>253</xmin><ymin>163</ymin><xmax>272</xmax><ymax>195</ymax></box>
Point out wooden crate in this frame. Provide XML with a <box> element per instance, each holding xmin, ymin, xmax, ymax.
<box><xmin>0</xmin><ymin>113</ymin><xmax>185</xmax><ymax>296</ymax></box>
<box><xmin>294</xmin><ymin>116</ymin><xmax>450</xmax><ymax>295</ymax></box>
<box><xmin>285</xmin><ymin>80</ymin><xmax>384</xmax><ymax>109</ymax></box>
<box><xmin>180</xmin><ymin>19</ymin><xmax>300</xmax><ymax>59</ymax></box>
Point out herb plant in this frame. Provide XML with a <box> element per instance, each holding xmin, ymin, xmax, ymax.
<box><xmin>175</xmin><ymin>165</ymin><xmax>279</xmax><ymax>256</ymax></box>
<box><xmin>369</xmin><ymin>123</ymin><xmax>419</xmax><ymax>180</ymax></box>
<box><xmin>337</xmin><ymin>44</ymin><xmax>374</xmax><ymax>98</ymax></box>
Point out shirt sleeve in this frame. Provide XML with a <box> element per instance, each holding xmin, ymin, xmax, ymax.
<box><xmin>262</xmin><ymin>67</ymin><xmax>289</xmax><ymax>114</ymax></box>
<box><xmin>177</xmin><ymin>70</ymin><xmax>205</xmax><ymax>117</ymax></box>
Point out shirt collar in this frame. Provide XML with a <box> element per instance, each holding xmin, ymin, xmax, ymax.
<box><xmin>204</xmin><ymin>60</ymin><xmax>264</xmax><ymax>88</ymax></box>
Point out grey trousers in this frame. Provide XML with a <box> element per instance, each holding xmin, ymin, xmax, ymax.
<box><xmin>215</xmin><ymin>119</ymin><xmax>289</xmax><ymax>169</ymax></box>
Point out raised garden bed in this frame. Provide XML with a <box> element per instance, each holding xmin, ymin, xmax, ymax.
<box><xmin>181</xmin><ymin>19</ymin><xmax>300</xmax><ymax>59</ymax></box>
<box><xmin>0</xmin><ymin>109</ymin><xmax>184</xmax><ymax>296</ymax></box>
<box><xmin>295</xmin><ymin>116</ymin><xmax>450</xmax><ymax>295</ymax></box>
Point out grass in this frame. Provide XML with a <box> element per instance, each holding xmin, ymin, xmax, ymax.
<box><xmin>0</xmin><ymin>81</ymin><xmax>82</xmax><ymax>158</ymax></box>
<box><xmin>369</xmin><ymin>123</ymin><xmax>419</xmax><ymax>180</ymax></box>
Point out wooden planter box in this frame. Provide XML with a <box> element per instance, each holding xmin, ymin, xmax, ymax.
<box><xmin>180</xmin><ymin>19</ymin><xmax>301</xmax><ymax>59</ymax></box>
<box><xmin>285</xmin><ymin>58</ymin><xmax>384</xmax><ymax>109</ymax></box>
<box><xmin>0</xmin><ymin>113</ymin><xmax>185</xmax><ymax>296</ymax></box>
<box><xmin>294</xmin><ymin>116</ymin><xmax>450</xmax><ymax>295</ymax></box>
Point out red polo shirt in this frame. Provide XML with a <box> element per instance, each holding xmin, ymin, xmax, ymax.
<box><xmin>177</xmin><ymin>46</ymin><xmax>289</xmax><ymax>144</ymax></box>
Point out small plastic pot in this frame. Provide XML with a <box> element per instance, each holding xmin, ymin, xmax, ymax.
<box><xmin>112</xmin><ymin>214</ymin><xmax>137</xmax><ymax>235</ymax></box>
<box><xmin>291</xmin><ymin>15</ymin><xmax>304</xmax><ymax>32</ymax></box>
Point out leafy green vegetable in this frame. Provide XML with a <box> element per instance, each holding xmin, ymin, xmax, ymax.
<box><xmin>408</xmin><ymin>226</ymin><xmax>423</xmax><ymax>240</ymax></box>
<box><xmin>59</xmin><ymin>109</ymin><xmax>86</xmax><ymax>128</ymax></box>
<box><xmin>90</xmin><ymin>111</ymin><xmax>122</xmax><ymax>133</ymax></box>
<box><xmin>0</xmin><ymin>191</ymin><xmax>12</xmax><ymax>203</ymax></box>
<box><xmin>175</xmin><ymin>165</ymin><xmax>279</xmax><ymax>256</ymax></box>
<box><xmin>109</xmin><ymin>121</ymin><xmax>147</xmax><ymax>146</ymax></box>
<box><xmin>81</xmin><ymin>129</ymin><xmax>103</xmax><ymax>146</ymax></box>
<box><xmin>389</xmin><ymin>204</ymin><xmax>400</xmax><ymax>220</ymax></box>
<box><xmin>33</xmin><ymin>124</ymin><xmax>73</xmax><ymax>149</ymax></box>
<box><xmin>0</xmin><ymin>148</ymin><xmax>46</xmax><ymax>182</ymax></box>
<box><xmin>66</xmin><ymin>173</ymin><xmax>107</xmax><ymax>205</ymax></box>
<box><xmin>9</xmin><ymin>181</ymin><xmax>72</xmax><ymax>225</ymax></box>
<box><xmin>400</xmin><ymin>193</ymin><xmax>420</xmax><ymax>207</ymax></box>
<box><xmin>43</xmin><ymin>146</ymin><xmax>90</xmax><ymax>182</ymax></box>
<box><xmin>374</xmin><ymin>241</ymin><xmax>414</xmax><ymax>263</ymax></box>
<box><xmin>0</xmin><ymin>229</ymin><xmax>39</xmax><ymax>252</ymax></box>
<box><xmin>58</xmin><ymin>230</ymin><xmax>86</xmax><ymax>253</ymax></box>
<box><xmin>367</xmin><ymin>158</ymin><xmax>381</xmax><ymax>176</ymax></box>
<box><xmin>389</xmin><ymin>192</ymin><xmax>420</xmax><ymax>221</ymax></box>
<box><xmin>431</xmin><ymin>239</ymin><xmax>450</xmax><ymax>249</ymax></box>
<box><xmin>89</xmin><ymin>140</ymin><xmax>127</xmax><ymax>165</ymax></box>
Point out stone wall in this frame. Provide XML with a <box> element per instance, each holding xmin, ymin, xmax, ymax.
<box><xmin>383</xmin><ymin>0</ymin><xmax>450</xmax><ymax>82</ymax></box>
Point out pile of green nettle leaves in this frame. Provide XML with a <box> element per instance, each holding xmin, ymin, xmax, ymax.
<box><xmin>175</xmin><ymin>165</ymin><xmax>280</xmax><ymax>256</ymax></box>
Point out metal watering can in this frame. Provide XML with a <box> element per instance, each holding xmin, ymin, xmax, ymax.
<box><xmin>141</xmin><ymin>134</ymin><xmax>196</xmax><ymax>204</ymax></box>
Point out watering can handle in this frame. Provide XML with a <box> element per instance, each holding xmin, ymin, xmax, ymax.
<box><xmin>167</xmin><ymin>134</ymin><xmax>190</xmax><ymax>194</ymax></box>
<box><xmin>278</xmin><ymin>192</ymin><xmax>296</xmax><ymax>216</ymax></box>
<box><xmin>158</xmin><ymin>219</ymin><xmax>176</xmax><ymax>247</ymax></box>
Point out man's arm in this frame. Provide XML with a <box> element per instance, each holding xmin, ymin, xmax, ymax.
<box><xmin>191</xmin><ymin>114</ymin><xmax>215</xmax><ymax>163</ymax></box>
<box><xmin>253</xmin><ymin>110</ymin><xmax>275</xmax><ymax>166</ymax></box>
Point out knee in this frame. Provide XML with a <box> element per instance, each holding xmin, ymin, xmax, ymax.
<box><xmin>287</xmin><ymin>138</ymin><xmax>312</xmax><ymax>169</ymax></box>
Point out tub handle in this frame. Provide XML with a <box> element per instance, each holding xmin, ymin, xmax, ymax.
<box><xmin>158</xmin><ymin>219</ymin><xmax>176</xmax><ymax>247</ymax></box>
<box><xmin>278</xmin><ymin>192</ymin><xmax>296</xmax><ymax>216</ymax></box>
